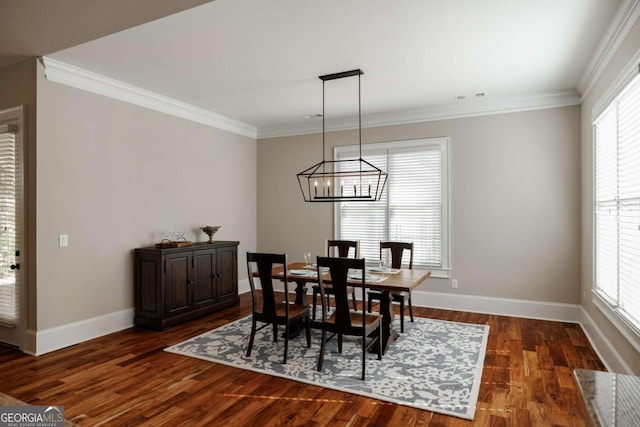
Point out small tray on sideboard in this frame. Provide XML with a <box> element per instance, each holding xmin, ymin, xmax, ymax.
<box><xmin>155</xmin><ymin>240</ymin><xmax>192</xmax><ymax>248</ymax></box>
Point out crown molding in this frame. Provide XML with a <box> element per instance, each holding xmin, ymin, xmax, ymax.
<box><xmin>40</xmin><ymin>57</ymin><xmax>581</xmax><ymax>141</ymax></box>
<box><xmin>41</xmin><ymin>57</ymin><xmax>257</xmax><ymax>139</ymax></box>
<box><xmin>257</xmin><ymin>90</ymin><xmax>581</xmax><ymax>139</ymax></box>
<box><xmin>591</xmin><ymin>46</ymin><xmax>640</xmax><ymax>121</ymax></box>
<box><xmin>577</xmin><ymin>0</ymin><xmax>640</xmax><ymax>99</ymax></box>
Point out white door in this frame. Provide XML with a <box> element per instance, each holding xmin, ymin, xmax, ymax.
<box><xmin>0</xmin><ymin>107</ymin><xmax>24</xmax><ymax>348</ymax></box>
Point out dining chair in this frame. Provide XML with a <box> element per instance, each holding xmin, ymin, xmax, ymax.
<box><xmin>315</xmin><ymin>256</ymin><xmax>382</xmax><ymax>380</ymax></box>
<box><xmin>311</xmin><ymin>239</ymin><xmax>360</xmax><ymax>319</ymax></box>
<box><xmin>246</xmin><ymin>252</ymin><xmax>311</xmax><ymax>364</ymax></box>
<box><xmin>367</xmin><ymin>241</ymin><xmax>414</xmax><ymax>333</ymax></box>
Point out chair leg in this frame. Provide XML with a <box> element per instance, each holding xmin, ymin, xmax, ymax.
<box><xmin>283</xmin><ymin>322</ymin><xmax>289</xmax><ymax>364</ymax></box>
<box><xmin>367</xmin><ymin>294</ymin><xmax>373</xmax><ymax>313</ymax></box>
<box><xmin>312</xmin><ymin>289</ymin><xmax>317</xmax><ymax>320</ymax></box>
<box><xmin>408</xmin><ymin>294</ymin><xmax>414</xmax><ymax>322</ymax></box>
<box><xmin>400</xmin><ymin>297</ymin><xmax>405</xmax><ymax>333</ymax></box>
<box><xmin>305</xmin><ymin>315</ymin><xmax>311</xmax><ymax>348</ymax></box>
<box><xmin>361</xmin><ymin>331</ymin><xmax>366</xmax><ymax>381</ymax></box>
<box><xmin>377</xmin><ymin>322</ymin><xmax>382</xmax><ymax>361</ymax></box>
<box><xmin>246</xmin><ymin>318</ymin><xmax>257</xmax><ymax>357</ymax></box>
<box><xmin>272</xmin><ymin>324</ymin><xmax>278</xmax><ymax>342</ymax></box>
<box><xmin>317</xmin><ymin>329</ymin><xmax>327</xmax><ymax>372</ymax></box>
<box><xmin>351</xmin><ymin>289</ymin><xmax>357</xmax><ymax>310</ymax></box>
<box><xmin>338</xmin><ymin>333</ymin><xmax>343</xmax><ymax>353</ymax></box>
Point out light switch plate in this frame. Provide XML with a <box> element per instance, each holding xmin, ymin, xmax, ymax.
<box><xmin>59</xmin><ymin>234</ymin><xmax>69</xmax><ymax>247</ymax></box>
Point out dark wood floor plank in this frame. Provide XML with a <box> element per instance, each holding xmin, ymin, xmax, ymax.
<box><xmin>0</xmin><ymin>292</ymin><xmax>606</xmax><ymax>426</ymax></box>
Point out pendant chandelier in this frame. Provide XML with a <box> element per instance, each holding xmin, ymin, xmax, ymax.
<box><xmin>297</xmin><ymin>69</ymin><xmax>387</xmax><ymax>202</ymax></box>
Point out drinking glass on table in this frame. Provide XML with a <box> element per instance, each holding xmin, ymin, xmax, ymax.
<box><xmin>382</xmin><ymin>255</ymin><xmax>390</xmax><ymax>271</ymax></box>
<box><xmin>304</xmin><ymin>251</ymin><xmax>312</xmax><ymax>268</ymax></box>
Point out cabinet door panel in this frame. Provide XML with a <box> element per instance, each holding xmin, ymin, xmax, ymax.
<box><xmin>217</xmin><ymin>246</ymin><xmax>237</xmax><ymax>300</ymax></box>
<box><xmin>165</xmin><ymin>253</ymin><xmax>191</xmax><ymax>316</ymax></box>
<box><xmin>194</xmin><ymin>249</ymin><xmax>216</xmax><ymax>308</ymax></box>
<box><xmin>138</xmin><ymin>259</ymin><xmax>158</xmax><ymax>313</ymax></box>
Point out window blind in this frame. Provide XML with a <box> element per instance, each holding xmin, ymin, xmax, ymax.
<box><xmin>335</xmin><ymin>138</ymin><xmax>449</xmax><ymax>274</ymax></box>
<box><xmin>594</xmin><ymin>73</ymin><xmax>640</xmax><ymax>331</ymax></box>
<box><xmin>0</xmin><ymin>124</ymin><xmax>19</xmax><ymax>325</ymax></box>
<box><xmin>336</xmin><ymin>150</ymin><xmax>388</xmax><ymax>259</ymax></box>
<box><xmin>388</xmin><ymin>147</ymin><xmax>442</xmax><ymax>267</ymax></box>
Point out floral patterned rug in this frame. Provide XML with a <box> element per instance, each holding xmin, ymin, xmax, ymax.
<box><xmin>165</xmin><ymin>314</ymin><xmax>489</xmax><ymax>420</ymax></box>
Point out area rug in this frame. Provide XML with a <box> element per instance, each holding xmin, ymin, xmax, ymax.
<box><xmin>165</xmin><ymin>315</ymin><xmax>489</xmax><ymax>420</ymax></box>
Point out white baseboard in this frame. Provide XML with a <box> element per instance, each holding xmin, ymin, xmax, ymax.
<box><xmin>412</xmin><ymin>290</ymin><xmax>582</xmax><ymax>322</ymax></box>
<box><xmin>30</xmin><ymin>281</ymin><xmax>253</xmax><ymax>356</ymax></box>
<box><xmin>578</xmin><ymin>308</ymin><xmax>632</xmax><ymax>375</ymax></box>
<box><xmin>238</xmin><ymin>278</ymin><xmax>250</xmax><ymax>295</ymax></box>
<box><xmin>23</xmin><ymin>330</ymin><xmax>37</xmax><ymax>355</ymax></box>
<box><xmin>25</xmin><ymin>287</ymin><xmax>632</xmax><ymax>374</ymax></box>
<box><xmin>33</xmin><ymin>308</ymin><xmax>134</xmax><ymax>356</ymax></box>
<box><xmin>412</xmin><ymin>290</ymin><xmax>634</xmax><ymax>374</ymax></box>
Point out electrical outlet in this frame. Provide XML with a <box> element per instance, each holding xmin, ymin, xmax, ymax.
<box><xmin>59</xmin><ymin>234</ymin><xmax>69</xmax><ymax>247</ymax></box>
<box><xmin>452</xmin><ymin>279</ymin><xmax>458</xmax><ymax>289</ymax></box>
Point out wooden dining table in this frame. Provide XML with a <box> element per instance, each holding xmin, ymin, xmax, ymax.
<box><xmin>269</xmin><ymin>262</ymin><xmax>431</xmax><ymax>355</ymax></box>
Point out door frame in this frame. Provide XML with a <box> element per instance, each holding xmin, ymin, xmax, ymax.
<box><xmin>0</xmin><ymin>106</ymin><xmax>26</xmax><ymax>350</ymax></box>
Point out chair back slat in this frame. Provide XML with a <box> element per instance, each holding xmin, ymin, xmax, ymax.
<box><xmin>327</xmin><ymin>240</ymin><xmax>359</xmax><ymax>258</ymax></box>
<box><xmin>380</xmin><ymin>241</ymin><xmax>413</xmax><ymax>269</ymax></box>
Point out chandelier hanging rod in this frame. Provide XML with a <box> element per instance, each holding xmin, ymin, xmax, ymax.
<box><xmin>319</xmin><ymin>69</ymin><xmax>364</xmax><ymax>162</ymax></box>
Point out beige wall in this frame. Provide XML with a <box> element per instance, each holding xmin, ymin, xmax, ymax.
<box><xmin>0</xmin><ymin>59</ymin><xmax>37</xmax><ymax>333</ymax></box>
<box><xmin>35</xmin><ymin>62</ymin><xmax>257</xmax><ymax>330</ymax></box>
<box><xmin>580</xmin><ymin>18</ymin><xmax>640</xmax><ymax>374</ymax></box>
<box><xmin>258</xmin><ymin>106</ymin><xmax>581</xmax><ymax>304</ymax></box>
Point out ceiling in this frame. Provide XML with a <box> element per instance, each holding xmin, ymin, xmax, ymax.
<box><xmin>0</xmin><ymin>0</ymin><xmax>213</xmax><ymax>69</ymax></box>
<box><xmin>2</xmin><ymin>0</ymin><xmax>623</xmax><ymax>138</ymax></box>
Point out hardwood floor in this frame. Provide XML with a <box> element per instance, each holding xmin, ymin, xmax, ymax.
<box><xmin>0</xmin><ymin>293</ymin><xmax>605</xmax><ymax>426</ymax></box>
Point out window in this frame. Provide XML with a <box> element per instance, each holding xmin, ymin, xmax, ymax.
<box><xmin>0</xmin><ymin>124</ymin><xmax>18</xmax><ymax>325</ymax></box>
<box><xmin>335</xmin><ymin>137</ymin><xmax>450</xmax><ymax>277</ymax></box>
<box><xmin>0</xmin><ymin>106</ymin><xmax>23</xmax><ymax>350</ymax></box>
<box><xmin>594</xmin><ymin>72</ymin><xmax>640</xmax><ymax>333</ymax></box>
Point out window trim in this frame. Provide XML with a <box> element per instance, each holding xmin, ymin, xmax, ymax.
<box><xmin>592</xmin><ymin>49</ymin><xmax>640</xmax><ymax>123</ymax></box>
<box><xmin>592</xmin><ymin>60</ymin><xmax>640</xmax><ymax>346</ymax></box>
<box><xmin>592</xmin><ymin>290</ymin><xmax>640</xmax><ymax>355</ymax></box>
<box><xmin>333</xmin><ymin>137</ymin><xmax>451</xmax><ymax>278</ymax></box>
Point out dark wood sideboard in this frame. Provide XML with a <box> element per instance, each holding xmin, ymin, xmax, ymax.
<box><xmin>134</xmin><ymin>241</ymin><xmax>239</xmax><ymax>329</ymax></box>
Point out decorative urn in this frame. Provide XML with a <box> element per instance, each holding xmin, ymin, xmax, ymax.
<box><xmin>200</xmin><ymin>225</ymin><xmax>221</xmax><ymax>243</ymax></box>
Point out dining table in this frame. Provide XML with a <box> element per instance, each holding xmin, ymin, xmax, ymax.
<box><xmin>269</xmin><ymin>262</ymin><xmax>431</xmax><ymax>355</ymax></box>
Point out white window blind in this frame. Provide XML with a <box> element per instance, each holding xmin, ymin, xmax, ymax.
<box><xmin>336</xmin><ymin>150</ymin><xmax>388</xmax><ymax>259</ymax></box>
<box><xmin>0</xmin><ymin>124</ymin><xmax>19</xmax><ymax>325</ymax></box>
<box><xmin>594</xmin><ymin>72</ymin><xmax>640</xmax><ymax>332</ymax></box>
<box><xmin>335</xmin><ymin>138</ymin><xmax>450</xmax><ymax>276</ymax></box>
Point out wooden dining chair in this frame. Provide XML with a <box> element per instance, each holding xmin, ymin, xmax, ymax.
<box><xmin>311</xmin><ymin>240</ymin><xmax>359</xmax><ymax>319</ymax></box>
<box><xmin>246</xmin><ymin>252</ymin><xmax>311</xmax><ymax>364</ymax></box>
<box><xmin>367</xmin><ymin>241</ymin><xmax>414</xmax><ymax>332</ymax></box>
<box><xmin>315</xmin><ymin>256</ymin><xmax>382</xmax><ymax>380</ymax></box>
